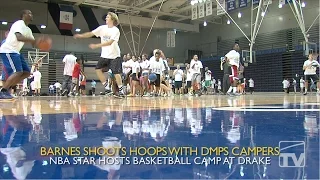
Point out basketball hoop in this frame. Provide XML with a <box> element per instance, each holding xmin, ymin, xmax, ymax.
<box><xmin>28</xmin><ymin>49</ymin><xmax>49</xmax><ymax>67</ymax></box>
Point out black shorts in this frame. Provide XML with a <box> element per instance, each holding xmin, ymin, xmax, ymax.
<box><xmin>186</xmin><ymin>81</ymin><xmax>191</xmax><ymax>88</ymax></box>
<box><xmin>80</xmin><ymin>85</ymin><xmax>85</xmax><ymax>90</ymax></box>
<box><xmin>175</xmin><ymin>81</ymin><xmax>182</xmax><ymax>88</ymax></box>
<box><xmin>305</xmin><ymin>74</ymin><xmax>319</xmax><ymax>83</ymax></box>
<box><xmin>238</xmin><ymin>78</ymin><xmax>244</xmax><ymax>84</ymax></box>
<box><xmin>131</xmin><ymin>73</ymin><xmax>140</xmax><ymax>81</ymax></box>
<box><xmin>96</xmin><ymin>57</ymin><xmax>122</xmax><ymax>74</ymax></box>
<box><xmin>151</xmin><ymin>74</ymin><xmax>161</xmax><ymax>87</ymax></box>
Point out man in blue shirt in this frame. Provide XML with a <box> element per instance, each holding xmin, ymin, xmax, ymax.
<box><xmin>91</xmin><ymin>80</ymin><xmax>96</xmax><ymax>96</ymax></box>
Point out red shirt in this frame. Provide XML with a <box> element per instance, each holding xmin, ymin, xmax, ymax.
<box><xmin>80</xmin><ymin>79</ymin><xmax>86</xmax><ymax>86</ymax></box>
<box><xmin>72</xmin><ymin>63</ymin><xmax>80</xmax><ymax>78</ymax></box>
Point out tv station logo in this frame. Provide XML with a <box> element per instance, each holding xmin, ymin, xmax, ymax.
<box><xmin>279</xmin><ymin>141</ymin><xmax>305</xmax><ymax>167</ymax></box>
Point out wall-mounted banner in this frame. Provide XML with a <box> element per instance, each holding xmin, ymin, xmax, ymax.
<box><xmin>198</xmin><ymin>3</ymin><xmax>205</xmax><ymax>18</ymax></box>
<box><xmin>167</xmin><ymin>31</ymin><xmax>175</xmax><ymax>48</ymax></box>
<box><xmin>217</xmin><ymin>0</ymin><xmax>226</xmax><ymax>15</ymax></box>
<box><xmin>170</xmin><ymin>31</ymin><xmax>175</xmax><ymax>48</ymax></box>
<box><xmin>167</xmin><ymin>31</ymin><xmax>171</xmax><ymax>47</ymax></box>
<box><xmin>59</xmin><ymin>5</ymin><xmax>73</xmax><ymax>30</ymax></box>
<box><xmin>279</xmin><ymin>0</ymin><xmax>286</xmax><ymax>5</ymax></box>
<box><xmin>192</xmin><ymin>5</ymin><xmax>198</xmax><ymax>20</ymax></box>
<box><xmin>239</xmin><ymin>0</ymin><xmax>247</xmax><ymax>8</ymax></box>
<box><xmin>227</xmin><ymin>0</ymin><xmax>236</xmax><ymax>11</ymax></box>
<box><xmin>206</xmin><ymin>0</ymin><xmax>213</xmax><ymax>16</ymax></box>
<box><xmin>252</xmin><ymin>0</ymin><xmax>259</xmax><ymax>5</ymax></box>
<box><xmin>263</xmin><ymin>0</ymin><xmax>272</xmax><ymax>5</ymax></box>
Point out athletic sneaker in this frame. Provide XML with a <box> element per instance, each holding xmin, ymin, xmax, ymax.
<box><xmin>227</xmin><ymin>92</ymin><xmax>234</xmax><ymax>97</ymax></box>
<box><xmin>61</xmin><ymin>90</ymin><xmax>68</xmax><ymax>96</ymax></box>
<box><xmin>114</xmin><ymin>90</ymin><xmax>125</xmax><ymax>99</ymax></box>
<box><xmin>105</xmin><ymin>90</ymin><xmax>113</xmax><ymax>96</ymax></box>
<box><xmin>0</xmin><ymin>91</ymin><xmax>14</xmax><ymax>100</ymax></box>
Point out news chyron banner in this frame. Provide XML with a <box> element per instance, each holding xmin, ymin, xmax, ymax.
<box><xmin>39</xmin><ymin>143</ymin><xmax>306</xmax><ymax>167</ymax></box>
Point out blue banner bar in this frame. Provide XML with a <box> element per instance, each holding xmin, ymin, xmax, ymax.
<box><xmin>227</xmin><ymin>0</ymin><xmax>237</xmax><ymax>11</ymax></box>
<box><xmin>239</xmin><ymin>0</ymin><xmax>247</xmax><ymax>8</ymax></box>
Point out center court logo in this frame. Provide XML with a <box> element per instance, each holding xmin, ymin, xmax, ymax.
<box><xmin>279</xmin><ymin>141</ymin><xmax>305</xmax><ymax>167</ymax></box>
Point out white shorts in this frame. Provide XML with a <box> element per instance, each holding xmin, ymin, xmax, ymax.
<box><xmin>34</xmin><ymin>81</ymin><xmax>41</xmax><ymax>89</ymax></box>
<box><xmin>191</xmin><ymin>73</ymin><xmax>201</xmax><ymax>84</ymax></box>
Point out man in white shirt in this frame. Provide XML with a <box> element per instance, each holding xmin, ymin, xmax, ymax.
<box><xmin>292</xmin><ymin>78</ymin><xmax>297</xmax><ymax>93</ymax></box>
<box><xmin>282</xmin><ymin>78</ymin><xmax>290</xmax><ymax>94</ymax></box>
<box><xmin>300</xmin><ymin>77</ymin><xmax>305</xmax><ymax>93</ymax></box>
<box><xmin>0</xmin><ymin>10</ymin><xmax>39</xmax><ymax>100</ymax></box>
<box><xmin>149</xmin><ymin>51</ymin><xmax>165</xmax><ymax>96</ymax></box>
<box><xmin>190</xmin><ymin>55</ymin><xmax>203</xmax><ymax>96</ymax></box>
<box><xmin>225</xmin><ymin>43</ymin><xmax>240</xmax><ymax>96</ymax></box>
<box><xmin>54</xmin><ymin>81</ymin><xmax>62</xmax><ymax>96</ymax></box>
<box><xmin>32</xmin><ymin>67</ymin><xmax>41</xmax><ymax>96</ymax></box>
<box><xmin>173</xmin><ymin>65</ymin><xmax>184</xmax><ymax>95</ymax></box>
<box><xmin>74</xmin><ymin>12</ymin><xmax>124</xmax><ymax>98</ymax></box>
<box><xmin>149</xmin><ymin>49</ymin><xmax>169</xmax><ymax>74</ymax></box>
<box><xmin>204</xmin><ymin>67</ymin><xmax>212</xmax><ymax>94</ymax></box>
<box><xmin>249</xmin><ymin>78</ymin><xmax>254</xmax><ymax>94</ymax></box>
<box><xmin>303</xmin><ymin>53</ymin><xmax>320</xmax><ymax>95</ymax></box>
<box><xmin>30</xmin><ymin>81</ymin><xmax>35</xmax><ymax>96</ymax></box>
<box><xmin>185</xmin><ymin>64</ymin><xmax>192</xmax><ymax>94</ymax></box>
<box><xmin>61</xmin><ymin>53</ymin><xmax>76</xmax><ymax>96</ymax></box>
<box><xmin>211</xmin><ymin>77</ymin><xmax>216</xmax><ymax>93</ymax></box>
<box><xmin>49</xmin><ymin>84</ymin><xmax>54</xmax><ymax>96</ymax></box>
<box><xmin>140</xmin><ymin>54</ymin><xmax>150</xmax><ymax>96</ymax></box>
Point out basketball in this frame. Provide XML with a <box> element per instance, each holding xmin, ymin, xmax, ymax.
<box><xmin>149</xmin><ymin>73</ymin><xmax>157</xmax><ymax>82</ymax></box>
<box><xmin>36</xmin><ymin>36</ymin><xmax>52</xmax><ymax>51</ymax></box>
<box><xmin>312</xmin><ymin>62</ymin><xmax>319</xmax><ymax>67</ymax></box>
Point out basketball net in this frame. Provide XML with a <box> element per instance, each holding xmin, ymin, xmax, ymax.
<box><xmin>30</xmin><ymin>54</ymin><xmax>46</xmax><ymax>73</ymax></box>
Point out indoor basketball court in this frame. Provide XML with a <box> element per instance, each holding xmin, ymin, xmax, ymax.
<box><xmin>0</xmin><ymin>0</ymin><xmax>319</xmax><ymax>179</ymax></box>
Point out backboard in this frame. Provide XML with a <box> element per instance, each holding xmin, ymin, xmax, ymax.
<box><xmin>303</xmin><ymin>42</ymin><xmax>317</xmax><ymax>56</ymax></box>
<box><xmin>28</xmin><ymin>49</ymin><xmax>49</xmax><ymax>67</ymax></box>
<box><xmin>242</xmin><ymin>50</ymin><xmax>256</xmax><ymax>63</ymax></box>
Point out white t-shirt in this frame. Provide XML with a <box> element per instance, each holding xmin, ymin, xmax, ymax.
<box><xmin>174</xmin><ymin>69</ymin><xmax>183</xmax><ymax>81</ymax></box>
<box><xmin>54</xmin><ymin>82</ymin><xmax>62</xmax><ymax>89</ymax></box>
<box><xmin>292</xmin><ymin>79</ymin><xmax>297</xmax><ymax>86</ymax></box>
<box><xmin>23</xmin><ymin>78</ymin><xmax>28</xmax><ymax>88</ymax></box>
<box><xmin>126</xmin><ymin>59</ymin><xmax>134</xmax><ymax>69</ymax></box>
<box><xmin>0</xmin><ymin>20</ymin><xmax>34</xmax><ymax>53</ymax></box>
<box><xmin>132</xmin><ymin>61</ymin><xmax>140</xmax><ymax>74</ymax></box>
<box><xmin>190</xmin><ymin>59</ymin><xmax>203</xmax><ymax>75</ymax></box>
<box><xmin>33</xmin><ymin>71</ymin><xmax>41</xmax><ymax>82</ymax></box>
<box><xmin>150</xmin><ymin>56</ymin><xmax>168</xmax><ymax>72</ymax></box>
<box><xmin>63</xmin><ymin>54</ymin><xmax>77</xmax><ymax>76</ymax></box>
<box><xmin>225</xmin><ymin>50</ymin><xmax>240</xmax><ymax>67</ymax></box>
<box><xmin>205</xmin><ymin>70</ymin><xmax>212</xmax><ymax>81</ymax></box>
<box><xmin>149</xmin><ymin>60</ymin><xmax>165</xmax><ymax>75</ymax></box>
<box><xmin>249</xmin><ymin>79</ymin><xmax>254</xmax><ymax>87</ymax></box>
<box><xmin>300</xmin><ymin>79</ymin><xmax>305</xmax><ymax>87</ymax></box>
<box><xmin>49</xmin><ymin>85</ymin><xmax>54</xmax><ymax>90</ymax></box>
<box><xmin>303</xmin><ymin>60</ymin><xmax>320</xmax><ymax>75</ymax></box>
<box><xmin>30</xmin><ymin>81</ymin><xmax>35</xmax><ymax>90</ymax></box>
<box><xmin>122</xmin><ymin>60</ymin><xmax>133</xmax><ymax>74</ymax></box>
<box><xmin>186</xmin><ymin>69</ymin><xmax>192</xmax><ymax>81</ymax></box>
<box><xmin>92</xmin><ymin>25</ymin><xmax>120</xmax><ymax>59</ymax></box>
<box><xmin>140</xmin><ymin>60</ymin><xmax>150</xmax><ymax>74</ymax></box>
<box><xmin>282</xmin><ymin>80</ymin><xmax>289</xmax><ymax>88</ymax></box>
